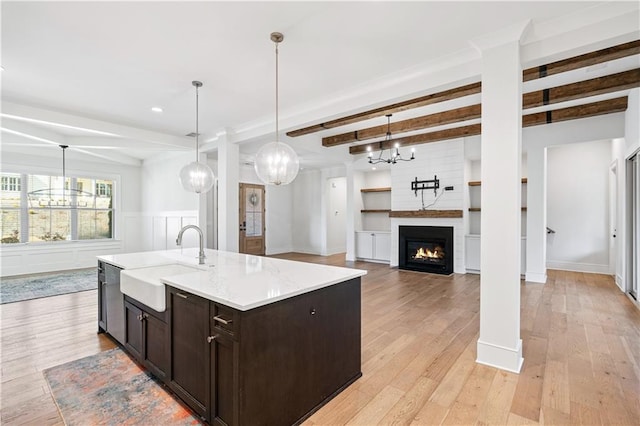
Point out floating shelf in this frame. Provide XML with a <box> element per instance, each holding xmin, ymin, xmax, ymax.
<box><xmin>468</xmin><ymin>207</ymin><xmax>527</xmax><ymax>212</ymax></box>
<box><xmin>468</xmin><ymin>178</ymin><xmax>528</xmax><ymax>186</ymax></box>
<box><xmin>361</xmin><ymin>209</ymin><xmax>391</xmax><ymax>213</ymax></box>
<box><xmin>360</xmin><ymin>187</ymin><xmax>391</xmax><ymax>193</ymax></box>
<box><xmin>389</xmin><ymin>210</ymin><xmax>463</xmax><ymax>218</ymax></box>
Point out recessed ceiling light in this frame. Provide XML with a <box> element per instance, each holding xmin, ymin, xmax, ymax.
<box><xmin>151</xmin><ymin>106</ymin><xmax>163</xmax><ymax>113</ymax></box>
<box><xmin>372</xmin><ymin>167</ymin><xmax>377</xmax><ymax>170</ymax></box>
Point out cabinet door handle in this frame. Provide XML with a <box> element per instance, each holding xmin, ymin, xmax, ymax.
<box><xmin>207</xmin><ymin>335</ymin><xmax>218</xmax><ymax>343</ymax></box>
<box><xmin>176</xmin><ymin>292</ymin><xmax>188</xmax><ymax>299</ymax></box>
<box><xmin>136</xmin><ymin>314</ymin><xmax>142</xmax><ymax>321</ymax></box>
<box><xmin>213</xmin><ymin>315</ymin><xmax>232</xmax><ymax>325</ymax></box>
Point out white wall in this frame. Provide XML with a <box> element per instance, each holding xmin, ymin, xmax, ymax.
<box><xmin>391</xmin><ymin>138</ymin><xmax>464</xmax><ymax>211</ymax></box>
<box><xmin>546</xmin><ymin>139</ymin><xmax>612</xmax><ymax>273</ymax></box>
<box><xmin>0</xmin><ymin>150</ymin><xmax>142</xmax><ymax>276</ymax></box>
<box><xmin>292</xmin><ymin>170</ymin><xmax>323</xmax><ymax>254</ymax></box>
<box><xmin>140</xmin><ymin>151</ymin><xmax>200</xmax><ymax>252</ymax></box>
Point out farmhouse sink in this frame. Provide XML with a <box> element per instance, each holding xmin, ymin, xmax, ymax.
<box><xmin>120</xmin><ymin>264</ymin><xmax>202</xmax><ymax>312</ymax></box>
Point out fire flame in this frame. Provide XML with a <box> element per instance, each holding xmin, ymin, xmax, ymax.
<box><xmin>413</xmin><ymin>247</ymin><xmax>443</xmax><ymax>259</ymax></box>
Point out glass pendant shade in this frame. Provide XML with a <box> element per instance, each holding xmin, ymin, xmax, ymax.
<box><xmin>254</xmin><ymin>141</ymin><xmax>299</xmax><ymax>186</ymax></box>
<box><xmin>180</xmin><ymin>80</ymin><xmax>214</xmax><ymax>194</ymax></box>
<box><xmin>255</xmin><ymin>32</ymin><xmax>300</xmax><ymax>186</ymax></box>
<box><xmin>180</xmin><ymin>161</ymin><xmax>215</xmax><ymax>194</ymax></box>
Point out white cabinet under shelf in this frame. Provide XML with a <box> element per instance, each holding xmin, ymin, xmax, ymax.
<box><xmin>465</xmin><ymin>234</ymin><xmax>526</xmax><ymax>275</ymax></box>
<box><xmin>356</xmin><ymin>231</ymin><xmax>391</xmax><ymax>263</ymax></box>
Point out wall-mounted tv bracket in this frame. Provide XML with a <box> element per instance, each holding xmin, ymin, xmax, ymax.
<box><xmin>412</xmin><ymin>175</ymin><xmax>440</xmax><ymax>197</ymax></box>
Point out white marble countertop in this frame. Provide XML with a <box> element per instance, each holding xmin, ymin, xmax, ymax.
<box><xmin>98</xmin><ymin>249</ymin><xmax>367</xmax><ymax>311</ymax></box>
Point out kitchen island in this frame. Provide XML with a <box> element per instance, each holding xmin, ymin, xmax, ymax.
<box><xmin>97</xmin><ymin>248</ymin><xmax>366</xmax><ymax>425</ymax></box>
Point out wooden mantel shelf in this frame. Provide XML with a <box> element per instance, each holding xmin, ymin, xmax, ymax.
<box><xmin>389</xmin><ymin>210</ymin><xmax>463</xmax><ymax>218</ymax></box>
<box><xmin>360</xmin><ymin>187</ymin><xmax>391</xmax><ymax>193</ymax></box>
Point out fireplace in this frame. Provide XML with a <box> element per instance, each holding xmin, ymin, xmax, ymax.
<box><xmin>399</xmin><ymin>226</ymin><xmax>453</xmax><ymax>274</ymax></box>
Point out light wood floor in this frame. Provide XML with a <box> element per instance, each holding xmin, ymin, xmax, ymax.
<box><xmin>1</xmin><ymin>254</ymin><xmax>639</xmax><ymax>425</ymax></box>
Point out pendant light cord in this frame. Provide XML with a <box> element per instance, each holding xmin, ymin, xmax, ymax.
<box><xmin>61</xmin><ymin>144</ymin><xmax>68</xmax><ymax>203</ymax></box>
<box><xmin>195</xmin><ymin>84</ymin><xmax>199</xmax><ymax>163</ymax></box>
<box><xmin>275</xmin><ymin>39</ymin><xmax>279</xmax><ymax>144</ymax></box>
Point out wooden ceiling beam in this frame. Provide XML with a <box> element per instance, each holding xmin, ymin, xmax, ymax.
<box><xmin>286</xmin><ymin>82</ymin><xmax>481</xmax><ymax>137</ymax></box>
<box><xmin>522</xmin><ymin>40</ymin><xmax>640</xmax><ymax>82</ymax></box>
<box><xmin>523</xmin><ymin>68</ymin><xmax>640</xmax><ymax>108</ymax></box>
<box><xmin>522</xmin><ymin>96</ymin><xmax>628</xmax><ymax>126</ymax></box>
<box><xmin>348</xmin><ymin>124</ymin><xmax>481</xmax><ymax>155</ymax></box>
<box><xmin>349</xmin><ymin>96</ymin><xmax>628</xmax><ymax>155</ymax></box>
<box><xmin>322</xmin><ymin>104</ymin><xmax>481</xmax><ymax>147</ymax></box>
<box><xmin>333</xmin><ymin>70</ymin><xmax>638</xmax><ymax>148</ymax></box>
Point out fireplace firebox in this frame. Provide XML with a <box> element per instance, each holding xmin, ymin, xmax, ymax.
<box><xmin>399</xmin><ymin>226</ymin><xmax>453</xmax><ymax>274</ymax></box>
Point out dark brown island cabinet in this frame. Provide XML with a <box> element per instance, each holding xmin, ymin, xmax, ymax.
<box><xmin>98</xmin><ymin>261</ymin><xmax>362</xmax><ymax>426</ymax></box>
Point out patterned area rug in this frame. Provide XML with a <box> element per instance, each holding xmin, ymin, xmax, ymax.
<box><xmin>0</xmin><ymin>268</ymin><xmax>97</xmax><ymax>304</ymax></box>
<box><xmin>44</xmin><ymin>348</ymin><xmax>202</xmax><ymax>425</ymax></box>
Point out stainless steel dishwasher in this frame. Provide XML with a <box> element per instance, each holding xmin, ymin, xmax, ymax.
<box><xmin>104</xmin><ymin>263</ymin><xmax>125</xmax><ymax>345</ymax></box>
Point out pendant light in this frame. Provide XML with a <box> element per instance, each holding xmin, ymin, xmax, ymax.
<box><xmin>179</xmin><ymin>80</ymin><xmax>215</xmax><ymax>194</ymax></box>
<box><xmin>27</xmin><ymin>145</ymin><xmax>94</xmax><ymax>208</ymax></box>
<box><xmin>254</xmin><ymin>32</ymin><xmax>300</xmax><ymax>186</ymax></box>
<box><xmin>367</xmin><ymin>114</ymin><xmax>415</xmax><ymax>164</ymax></box>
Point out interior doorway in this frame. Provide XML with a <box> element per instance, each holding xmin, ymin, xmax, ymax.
<box><xmin>609</xmin><ymin>161</ymin><xmax>617</xmax><ymax>275</ymax></box>
<box><xmin>326</xmin><ymin>177</ymin><xmax>346</xmax><ymax>255</ymax></box>
<box><xmin>239</xmin><ymin>183</ymin><xmax>265</xmax><ymax>255</ymax></box>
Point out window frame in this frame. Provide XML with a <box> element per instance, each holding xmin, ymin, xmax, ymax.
<box><xmin>1</xmin><ymin>167</ymin><xmax>119</xmax><ymax>244</ymax></box>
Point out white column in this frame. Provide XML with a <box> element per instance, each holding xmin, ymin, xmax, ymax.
<box><xmin>345</xmin><ymin>162</ymin><xmax>356</xmax><ymax>261</ymax></box>
<box><xmin>526</xmin><ymin>146</ymin><xmax>547</xmax><ymax>283</ymax></box>
<box><xmin>472</xmin><ymin>21</ymin><xmax>529</xmax><ymax>373</ymax></box>
<box><xmin>198</xmin><ymin>152</ymin><xmax>210</xmax><ymax>248</ymax></box>
<box><xmin>217</xmin><ymin>132</ymin><xmax>239</xmax><ymax>252</ymax></box>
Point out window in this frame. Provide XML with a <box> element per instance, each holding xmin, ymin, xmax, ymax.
<box><xmin>1</xmin><ymin>176</ymin><xmax>21</xmax><ymax>192</ymax></box>
<box><xmin>96</xmin><ymin>182</ymin><xmax>112</xmax><ymax>197</ymax></box>
<box><xmin>0</xmin><ymin>173</ymin><xmax>115</xmax><ymax>244</ymax></box>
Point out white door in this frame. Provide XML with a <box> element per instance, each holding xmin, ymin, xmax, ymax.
<box><xmin>355</xmin><ymin>232</ymin><xmax>373</xmax><ymax>259</ymax></box>
<box><xmin>373</xmin><ymin>232</ymin><xmax>391</xmax><ymax>261</ymax></box>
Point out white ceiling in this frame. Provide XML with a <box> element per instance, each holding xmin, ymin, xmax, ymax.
<box><xmin>1</xmin><ymin>1</ymin><xmax>636</xmax><ymax>169</ymax></box>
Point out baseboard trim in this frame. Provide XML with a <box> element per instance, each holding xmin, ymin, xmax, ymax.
<box><xmin>546</xmin><ymin>261</ymin><xmax>609</xmax><ymax>274</ymax></box>
<box><xmin>476</xmin><ymin>339</ymin><xmax>523</xmax><ymax>373</ymax></box>
<box><xmin>525</xmin><ymin>271</ymin><xmax>547</xmax><ymax>283</ymax></box>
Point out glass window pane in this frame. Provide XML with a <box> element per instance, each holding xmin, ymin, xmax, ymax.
<box><xmin>78</xmin><ymin>210</ymin><xmax>113</xmax><ymax>240</ymax></box>
<box><xmin>27</xmin><ymin>175</ymin><xmax>70</xmax><ymax>208</ymax></box>
<box><xmin>0</xmin><ymin>209</ymin><xmax>21</xmax><ymax>243</ymax></box>
<box><xmin>1</xmin><ymin>173</ymin><xmax>22</xmax><ymax>208</ymax></box>
<box><xmin>246</xmin><ymin>212</ymin><xmax>262</xmax><ymax>237</ymax></box>
<box><xmin>29</xmin><ymin>209</ymin><xmax>70</xmax><ymax>242</ymax></box>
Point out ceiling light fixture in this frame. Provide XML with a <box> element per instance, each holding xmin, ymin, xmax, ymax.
<box><xmin>179</xmin><ymin>81</ymin><xmax>215</xmax><ymax>194</ymax></box>
<box><xmin>151</xmin><ymin>106</ymin><xmax>163</xmax><ymax>113</ymax></box>
<box><xmin>27</xmin><ymin>145</ymin><xmax>95</xmax><ymax>208</ymax></box>
<box><xmin>254</xmin><ymin>32</ymin><xmax>300</xmax><ymax>186</ymax></box>
<box><xmin>367</xmin><ymin>114</ymin><xmax>415</xmax><ymax>164</ymax></box>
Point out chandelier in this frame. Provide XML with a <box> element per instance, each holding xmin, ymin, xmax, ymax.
<box><xmin>179</xmin><ymin>81</ymin><xmax>215</xmax><ymax>194</ymax></box>
<box><xmin>367</xmin><ymin>114</ymin><xmax>415</xmax><ymax>164</ymax></box>
<box><xmin>27</xmin><ymin>145</ymin><xmax>95</xmax><ymax>208</ymax></box>
<box><xmin>254</xmin><ymin>32</ymin><xmax>300</xmax><ymax>186</ymax></box>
